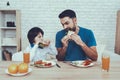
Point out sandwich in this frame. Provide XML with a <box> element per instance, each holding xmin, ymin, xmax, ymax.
<box><xmin>67</xmin><ymin>30</ymin><xmax>75</xmax><ymax>36</ymax></box>
<box><xmin>38</xmin><ymin>40</ymin><xmax>50</xmax><ymax>48</ymax></box>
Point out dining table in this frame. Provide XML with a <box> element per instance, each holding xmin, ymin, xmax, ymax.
<box><xmin>0</xmin><ymin>60</ymin><xmax>120</xmax><ymax>80</ymax></box>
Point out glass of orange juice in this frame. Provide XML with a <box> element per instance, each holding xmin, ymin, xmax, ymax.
<box><xmin>23</xmin><ymin>52</ymin><xmax>30</xmax><ymax>63</ymax></box>
<box><xmin>102</xmin><ymin>52</ymin><xmax>110</xmax><ymax>72</ymax></box>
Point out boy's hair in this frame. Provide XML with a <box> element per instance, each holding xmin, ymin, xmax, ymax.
<box><xmin>27</xmin><ymin>27</ymin><xmax>44</xmax><ymax>44</ymax></box>
<box><xmin>58</xmin><ymin>9</ymin><xmax>76</xmax><ymax>18</ymax></box>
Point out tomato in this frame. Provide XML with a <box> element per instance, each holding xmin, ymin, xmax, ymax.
<box><xmin>83</xmin><ymin>60</ymin><xmax>92</xmax><ymax>66</ymax></box>
<box><xmin>44</xmin><ymin>63</ymin><xmax>52</xmax><ymax>66</ymax></box>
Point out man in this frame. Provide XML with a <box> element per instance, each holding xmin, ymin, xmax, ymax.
<box><xmin>55</xmin><ymin>9</ymin><xmax>98</xmax><ymax>61</ymax></box>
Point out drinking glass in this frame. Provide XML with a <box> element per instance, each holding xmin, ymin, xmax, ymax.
<box><xmin>23</xmin><ymin>52</ymin><xmax>30</xmax><ymax>63</ymax></box>
<box><xmin>102</xmin><ymin>52</ymin><xmax>110</xmax><ymax>72</ymax></box>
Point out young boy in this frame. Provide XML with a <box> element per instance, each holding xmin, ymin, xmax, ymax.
<box><xmin>12</xmin><ymin>27</ymin><xmax>57</xmax><ymax>61</ymax></box>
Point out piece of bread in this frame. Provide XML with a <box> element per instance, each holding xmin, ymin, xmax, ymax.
<box><xmin>38</xmin><ymin>40</ymin><xmax>50</xmax><ymax>48</ymax></box>
<box><xmin>67</xmin><ymin>31</ymin><xmax>75</xmax><ymax>36</ymax></box>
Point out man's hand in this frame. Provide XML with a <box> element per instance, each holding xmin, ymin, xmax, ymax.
<box><xmin>70</xmin><ymin>34</ymin><xmax>84</xmax><ymax>46</ymax></box>
<box><xmin>61</xmin><ymin>35</ymin><xmax>70</xmax><ymax>47</ymax></box>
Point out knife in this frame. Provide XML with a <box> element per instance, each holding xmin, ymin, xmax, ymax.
<box><xmin>56</xmin><ymin>63</ymin><xmax>61</xmax><ymax>68</ymax></box>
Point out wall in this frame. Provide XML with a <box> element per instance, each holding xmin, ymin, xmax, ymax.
<box><xmin>0</xmin><ymin>0</ymin><xmax>120</xmax><ymax>53</ymax></box>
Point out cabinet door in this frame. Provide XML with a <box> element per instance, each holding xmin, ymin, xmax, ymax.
<box><xmin>115</xmin><ymin>10</ymin><xmax>120</xmax><ymax>54</ymax></box>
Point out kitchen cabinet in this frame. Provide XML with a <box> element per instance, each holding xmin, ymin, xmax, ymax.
<box><xmin>0</xmin><ymin>9</ymin><xmax>21</xmax><ymax>60</ymax></box>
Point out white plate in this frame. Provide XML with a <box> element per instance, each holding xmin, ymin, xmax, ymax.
<box><xmin>34</xmin><ymin>61</ymin><xmax>56</xmax><ymax>68</ymax></box>
<box><xmin>5</xmin><ymin>68</ymin><xmax>32</xmax><ymax>76</ymax></box>
<box><xmin>71</xmin><ymin>61</ymin><xmax>94</xmax><ymax>68</ymax></box>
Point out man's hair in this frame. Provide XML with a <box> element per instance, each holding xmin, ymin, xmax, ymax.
<box><xmin>27</xmin><ymin>27</ymin><xmax>44</xmax><ymax>44</ymax></box>
<box><xmin>58</xmin><ymin>9</ymin><xmax>76</xmax><ymax>18</ymax></box>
